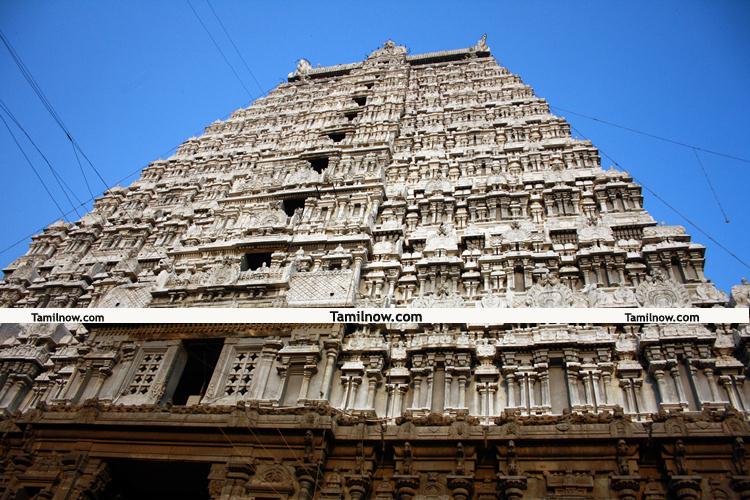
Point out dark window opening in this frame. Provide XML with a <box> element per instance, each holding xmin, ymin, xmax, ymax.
<box><xmin>172</xmin><ymin>338</ymin><xmax>224</xmax><ymax>406</ymax></box>
<box><xmin>309</xmin><ymin>157</ymin><xmax>329</xmax><ymax>174</ymax></box>
<box><xmin>241</xmin><ymin>252</ymin><xmax>273</xmax><ymax>271</ymax></box>
<box><xmin>102</xmin><ymin>459</ymin><xmax>211</xmax><ymax>500</ymax></box>
<box><xmin>328</xmin><ymin>132</ymin><xmax>346</xmax><ymax>143</ymax></box>
<box><xmin>353</xmin><ymin>96</ymin><xmax>367</xmax><ymax>106</ymax></box>
<box><xmin>344</xmin><ymin>111</ymin><xmax>358</xmax><ymax>122</ymax></box>
<box><xmin>282</xmin><ymin>197</ymin><xmax>307</xmax><ymax>216</ymax></box>
<box><xmin>365</xmin><ymin>83</ymin><xmax>374</xmax><ymax>89</ymax></box>
<box><xmin>16</xmin><ymin>487</ymin><xmax>42</xmax><ymax>500</ymax></box>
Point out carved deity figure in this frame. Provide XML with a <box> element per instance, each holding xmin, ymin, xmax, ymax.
<box><xmin>304</xmin><ymin>430</ymin><xmax>314</xmax><ymax>463</ymax></box>
<box><xmin>294</xmin><ymin>58</ymin><xmax>312</xmax><ymax>79</ymax></box>
<box><xmin>455</xmin><ymin>442</ymin><xmax>465</xmax><ymax>474</ymax></box>
<box><xmin>734</xmin><ymin>437</ymin><xmax>747</xmax><ymax>475</ymax></box>
<box><xmin>402</xmin><ymin>441</ymin><xmax>413</xmax><ymax>475</ymax></box>
<box><xmin>615</xmin><ymin>439</ymin><xmax>630</xmax><ymax>475</ymax></box>
<box><xmin>507</xmin><ymin>440</ymin><xmax>519</xmax><ymax>476</ymax></box>
<box><xmin>674</xmin><ymin>439</ymin><xmax>688</xmax><ymax>475</ymax></box>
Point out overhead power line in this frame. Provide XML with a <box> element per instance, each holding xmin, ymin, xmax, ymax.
<box><xmin>692</xmin><ymin>148</ymin><xmax>730</xmax><ymax>224</ymax></box>
<box><xmin>568</xmin><ymin>122</ymin><xmax>750</xmax><ymax>272</ymax></box>
<box><xmin>0</xmin><ymin>104</ymin><xmax>239</xmax><ymax>259</ymax></box>
<box><xmin>550</xmin><ymin>104</ymin><xmax>750</xmax><ymax>165</ymax></box>
<box><xmin>0</xmin><ymin>28</ymin><xmax>109</xmax><ymax>191</ymax></box>
<box><xmin>0</xmin><ymin>100</ymin><xmax>81</xmax><ymax>217</ymax></box>
<box><xmin>0</xmin><ymin>112</ymin><xmax>68</xmax><ymax>220</ymax></box>
<box><xmin>185</xmin><ymin>0</ymin><xmax>255</xmax><ymax>100</ymax></box>
<box><xmin>204</xmin><ymin>0</ymin><xmax>267</xmax><ymax>96</ymax></box>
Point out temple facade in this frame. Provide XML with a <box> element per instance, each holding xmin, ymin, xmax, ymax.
<box><xmin>1</xmin><ymin>37</ymin><xmax>749</xmax><ymax>499</ymax></box>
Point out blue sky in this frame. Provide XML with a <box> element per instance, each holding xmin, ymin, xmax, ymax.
<box><xmin>0</xmin><ymin>1</ymin><xmax>748</xmax><ymax>292</ymax></box>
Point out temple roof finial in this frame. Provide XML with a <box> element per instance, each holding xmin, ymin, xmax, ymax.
<box><xmin>288</xmin><ymin>58</ymin><xmax>312</xmax><ymax>80</ymax></box>
<box><xmin>368</xmin><ymin>40</ymin><xmax>407</xmax><ymax>59</ymax></box>
<box><xmin>473</xmin><ymin>34</ymin><xmax>489</xmax><ymax>52</ymax></box>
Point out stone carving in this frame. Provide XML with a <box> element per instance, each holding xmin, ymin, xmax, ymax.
<box><xmin>523</xmin><ymin>273</ymin><xmax>588</xmax><ymax>308</ymax></box>
<box><xmin>96</xmin><ymin>284</ymin><xmax>153</xmax><ymax>308</ymax></box>
<box><xmin>731</xmin><ymin>278</ymin><xmax>750</xmax><ymax>306</ymax></box>
<box><xmin>635</xmin><ymin>269</ymin><xmax>691</xmax><ymax>307</ymax></box>
<box><xmin>473</xmin><ymin>34</ymin><xmax>489</xmax><ymax>52</ymax></box>
<box><xmin>368</xmin><ymin>40</ymin><xmax>407</xmax><ymax>60</ymax></box>
<box><xmin>288</xmin><ymin>58</ymin><xmax>312</xmax><ymax>80</ymax></box>
<box><xmin>578</xmin><ymin>218</ymin><xmax>614</xmax><ymax>242</ymax></box>
<box><xmin>694</xmin><ymin>281</ymin><xmax>728</xmax><ymax>303</ymax></box>
<box><xmin>586</xmin><ymin>283</ymin><xmax>638</xmax><ymax>307</ymax></box>
<box><xmin>424</xmin><ymin>223</ymin><xmax>458</xmax><ymax>252</ymax></box>
<box><xmin>287</xmin><ymin>269</ymin><xmax>356</xmax><ymax>306</ymax></box>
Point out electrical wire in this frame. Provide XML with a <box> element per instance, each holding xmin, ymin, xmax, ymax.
<box><xmin>0</xmin><ymin>99</ymin><xmax>83</xmax><ymax>216</ymax></box>
<box><xmin>567</xmin><ymin>121</ymin><xmax>750</xmax><ymax>271</ymax></box>
<box><xmin>0</xmin><ymin>112</ymin><xmax>67</xmax><ymax>220</ymax></box>
<box><xmin>0</xmin><ymin>104</ymin><xmax>240</xmax><ymax>259</ymax></box>
<box><xmin>0</xmin><ymin>28</ymin><xmax>109</xmax><ymax>190</ymax></box>
<box><xmin>71</xmin><ymin>139</ymin><xmax>95</xmax><ymax>201</ymax></box>
<box><xmin>692</xmin><ymin>147</ymin><xmax>729</xmax><ymax>223</ymax></box>
<box><xmin>204</xmin><ymin>0</ymin><xmax>267</xmax><ymax>96</ymax></box>
<box><xmin>549</xmin><ymin>104</ymin><xmax>750</xmax><ymax>165</ymax></box>
<box><xmin>185</xmin><ymin>0</ymin><xmax>255</xmax><ymax>101</ymax></box>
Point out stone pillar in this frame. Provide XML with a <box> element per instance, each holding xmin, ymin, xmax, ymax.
<box><xmin>351</xmin><ymin>377</ymin><xmax>362</xmax><ymax>409</ymax></box>
<box><xmin>447</xmin><ymin>476</ymin><xmax>473</xmax><ymax>500</ymax></box>
<box><xmin>620</xmin><ymin>380</ymin><xmax>635</xmax><ymax>413</ymax></box>
<box><xmin>721</xmin><ymin>376</ymin><xmax>741</xmax><ymax>410</ymax></box>
<box><xmin>539</xmin><ymin>371</ymin><xmax>550</xmax><ymax>409</ymax></box>
<box><xmin>704</xmin><ymin>368</ymin><xmax>720</xmax><ymax>403</ymax></box>
<box><xmin>653</xmin><ymin>369</ymin><xmax>673</xmax><ymax>404</ymax></box>
<box><xmin>670</xmin><ymin>366</ymin><xmax>687</xmax><ymax>404</ymax></box>
<box><xmin>411</xmin><ymin>375</ymin><xmax>422</xmax><ymax>409</ymax></box>
<box><xmin>525</xmin><ymin>374</ymin><xmax>536</xmax><ymax>410</ymax></box>
<box><xmin>582</xmin><ymin>372</ymin><xmax>593</xmax><ymax>409</ymax></box>
<box><xmin>424</xmin><ymin>372</ymin><xmax>434</xmax><ymax>410</ymax></box>
<box><xmin>296</xmin><ymin>466</ymin><xmax>319</xmax><ymax>500</ymax></box>
<box><xmin>298</xmin><ymin>364</ymin><xmax>316</xmax><ymax>402</ymax></box>
<box><xmin>253</xmin><ymin>342</ymin><xmax>281</xmax><ymax>400</ymax></box>
<box><xmin>567</xmin><ymin>369</ymin><xmax>580</xmax><ymax>407</ymax></box>
<box><xmin>736</xmin><ymin>376</ymin><xmax>748</xmax><ymax>410</ymax></box>
<box><xmin>506</xmin><ymin>373</ymin><xmax>517</xmax><ymax>408</ymax></box>
<box><xmin>396</xmin><ymin>385</ymin><xmax>408</xmax><ymax>417</ymax></box>
<box><xmin>340</xmin><ymin>377</ymin><xmax>352</xmax><ymax>409</ymax></box>
<box><xmin>0</xmin><ymin>375</ymin><xmax>32</xmax><ymax>412</ymax></box>
<box><xmin>632</xmin><ymin>379</ymin><xmax>645</xmax><ymax>414</ymax></box>
<box><xmin>477</xmin><ymin>383</ymin><xmax>487</xmax><ymax>419</ymax></box>
<box><xmin>458</xmin><ymin>375</ymin><xmax>467</xmax><ymax>408</ymax></box>
<box><xmin>387</xmin><ymin>384</ymin><xmax>404</xmax><ymax>419</ymax></box>
<box><xmin>444</xmin><ymin>372</ymin><xmax>453</xmax><ymax>409</ymax></box>
<box><xmin>487</xmin><ymin>383</ymin><xmax>497</xmax><ymax>417</ymax></box>
<box><xmin>366</xmin><ymin>375</ymin><xmax>378</xmax><ymax>409</ymax></box>
<box><xmin>319</xmin><ymin>344</ymin><xmax>339</xmax><ymax>400</ymax></box>
<box><xmin>602</xmin><ymin>371</ymin><xmax>617</xmax><ymax>407</ymax></box>
<box><xmin>518</xmin><ymin>376</ymin><xmax>527</xmax><ymax>411</ymax></box>
<box><xmin>592</xmin><ymin>371</ymin><xmax>603</xmax><ymax>409</ymax></box>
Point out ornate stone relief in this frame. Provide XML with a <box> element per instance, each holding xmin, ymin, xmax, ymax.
<box><xmin>635</xmin><ymin>270</ymin><xmax>691</xmax><ymax>307</ymax></box>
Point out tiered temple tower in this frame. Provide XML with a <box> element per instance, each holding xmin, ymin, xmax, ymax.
<box><xmin>1</xmin><ymin>37</ymin><xmax>749</xmax><ymax>499</ymax></box>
